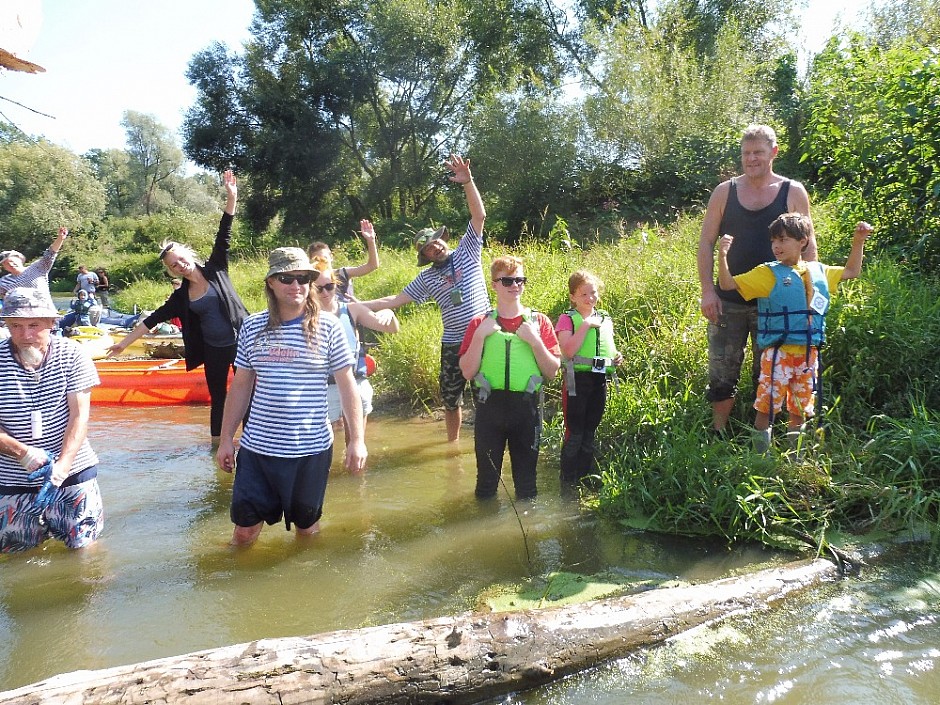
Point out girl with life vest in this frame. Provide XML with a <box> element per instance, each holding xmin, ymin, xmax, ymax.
<box><xmin>718</xmin><ymin>213</ymin><xmax>872</xmax><ymax>453</ymax></box>
<box><xmin>314</xmin><ymin>261</ymin><xmax>399</xmax><ymax>445</ymax></box>
<box><xmin>458</xmin><ymin>256</ymin><xmax>561</xmax><ymax>499</ymax></box>
<box><xmin>555</xmin><ymin>271</ymin><xmax>624</xmax><ymax>485</ymax></box>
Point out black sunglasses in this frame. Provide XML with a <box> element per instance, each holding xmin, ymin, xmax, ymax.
<box><xmin>495</xmin><ymin>276</ymin><xmax>527</xmax><ymax>286</ymax></box>
<box><xmin>274</xmin><ymin>273</ymin><xmax>313</xmax><ymax>285</ymax></box>
<box><xmin>315</xmin><ymin>282</ymin><xmax>336</xmax><ymax>293</ymax></box>
<box><xmin>159</xmin><ymin>242</ymin><xmax>176</xmax><ymax>260</ymax></box>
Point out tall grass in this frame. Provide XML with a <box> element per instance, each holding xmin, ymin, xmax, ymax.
<box><xmin>109</xmin><ymin>210</ymin><xmax>940</xmax><ymax>551</ymax></box>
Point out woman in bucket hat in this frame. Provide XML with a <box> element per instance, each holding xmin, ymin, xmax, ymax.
<box><xmin>359</xmin><ymin>154</ymin><xmax>489</xmax><ymax>442</ymax></box>
<box><xmin>216</xmin><ymin>248</ymin><xmax>367</xmax><ymax>546</ymax></box>
<box><xmin>0</xmin><ymin>226</ymin><xmax>70</xmax><ymax>300</ymax></box>
<box><xmin>107</xmin><ymin>170</ymin><xmax>249</xmax><ymax>442</ymax></box>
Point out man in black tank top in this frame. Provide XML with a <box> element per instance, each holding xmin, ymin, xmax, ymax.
<box><xmin>696</xmin><ymin>124</ymin><xmax>816</xmax><ymax>435</ymax></box>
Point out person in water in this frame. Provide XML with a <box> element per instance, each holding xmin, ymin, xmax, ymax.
<box><xmin>307</xmin><ymin>219</ymin><xmax>380</xmax><ymax>300</ymax></box>
<box><xmin>360</xmin><ymin>154</ymin><xmax>488</xmax><ymax>442</ymax></box>
<box><xmin>459</xmin><ymin>255</ymin><xmax>560</xmax><ymax>499</ymax></box>
<box><xmin>0</xmin><ymin>226</ymin><xmax>69</xmax><ymax>300</ymax></box>
<box><xmin>0</xmin><ymin>288</ymin><xmax>103</xmax><ymax>553</ymax></box>
<box><xmin>718</xmin><ymin>212</ymin><xmax>872</xmax><ymax>452</ymax></box>
<box><xmin>216</xmin><ymin>247</ymin><xmax>367</xmax><ymax>546</ymax></box>
<box><xmin>106</xmin><ymin>170</ymin><xmax>249</xmax><ymax>442</ymax></box>
<box><xmin>313</xmin><ymin>258</ymin><xmax>399</xmax><ymax>443</ymax></box>
<box><xmin>555</xmin><ymin>270</ymin><xmax>623</xmax><ymax>486</ymax></box>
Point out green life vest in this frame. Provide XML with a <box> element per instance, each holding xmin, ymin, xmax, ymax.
<box><xmin>474</xmin><ymin>309</ymin><xmax>543</xmax><ymax>397</ymax></box>
<box><xmin>566</xmin><ymin>309</ymin><xmax>617</xmax><ymax>373</ymax></box>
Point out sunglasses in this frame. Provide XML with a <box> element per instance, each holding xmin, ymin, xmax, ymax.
<box><xmin>159</xmin><ymin>242</ymin><xmax>176</xmax><ymax>260</ymax></box>
<box><xmin>274</xmin><ymin>273</ymin><xmax>314</xmax><ymax>285</ymax></box>
<box><xmin>495</xmin><ymin>276</ymin><xmax>527</xmax><ymax>287</ymax></box>
<box><xmin>315</xmin><ymin>282</ymin><xmax>336</xmax><ymax>293</ymax></box>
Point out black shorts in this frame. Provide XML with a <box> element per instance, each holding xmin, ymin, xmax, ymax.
<box><xmin>230</xmin><ymin>447</ymin><xmax>332</xmax><ymax>531</ymax></box>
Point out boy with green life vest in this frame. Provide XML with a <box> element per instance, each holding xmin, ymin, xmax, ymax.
<box><xmin>459</xmin><ymin>256</ymin><xmax>560</xmax><ymax>499</ymax></box>
<box><xmin>555</xmin><ymin>271</ymin><xmax>623</xmax><ymax>485</ymax></box>
<box><xmin>718</xmin><ymin>212</ymin><xmax>872</xmax><ymax>452</ymax></box>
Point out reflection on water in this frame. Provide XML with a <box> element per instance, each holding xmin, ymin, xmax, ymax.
<box><xmin>3</xmin><ymin>407</ymin><xmax>937</xmax><ymax>703</ymax></box>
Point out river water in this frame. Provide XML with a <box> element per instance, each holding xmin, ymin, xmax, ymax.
<box><xmin>1</xmin><ymin>406</ymin><xmax>939</xmax><ymax>703</ymax></box>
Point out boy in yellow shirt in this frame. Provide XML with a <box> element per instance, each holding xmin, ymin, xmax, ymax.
<box><xmin>718</xmin><ymin>213</ymin><xmax>872</xmax><ymax>452</ymax></box>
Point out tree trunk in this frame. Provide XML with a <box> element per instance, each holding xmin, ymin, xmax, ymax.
<box><xmin>1</xmin><ymin>558</ymin><xmax>839</xmax><ymax>705</ymax></box>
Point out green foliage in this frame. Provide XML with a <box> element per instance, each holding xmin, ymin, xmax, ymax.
<box><xmin>802</xmin><ymin>37</ymin><xmax>940</xmax><ymax>270</ymax></box>
<box><xmin>821</xmin><ymin>260</ymin><xmax>940</xmax><ymax>425</ymax></box>
<box><xmin>0</xmin><ymin>139</ymin><xmax>106</xmax><ymax>255</ymax></box>
<box><xmin>182</xmin><ymin>0</ymin><xmax>572</xmax><ymax>237</ymax></box>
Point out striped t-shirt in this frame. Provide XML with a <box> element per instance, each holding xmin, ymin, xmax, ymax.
<box><xmin>234</xmin><ymin>310</ymin><xmax>355</xmax><ymax>457</ymax></box>
<box><xmin>0</xmin><ymin>337</ymin><xmax>100</xmax><ymax>487</ymax></box>
<box><xmin>402</xmin><ymin>222</ymin><xmax>489</xmax><ymax>345</ymax></box>
<box><xmin>0</xmin><ymin>248</ymin><xmax>59</xmax><ymax>299</ymax></box>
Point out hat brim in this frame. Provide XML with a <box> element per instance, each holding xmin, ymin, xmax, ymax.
<box><xmin>416</xmin><ymin>226</ymin><xmax>450</xmax><ymax>266</ymax></box>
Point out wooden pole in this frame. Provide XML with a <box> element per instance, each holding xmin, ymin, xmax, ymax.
<box><xmin>1</xmin><ymin>558</ymin><xmax>839</xmax><ymax>705</ymax></box>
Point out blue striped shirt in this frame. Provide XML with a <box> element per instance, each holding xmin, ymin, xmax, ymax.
<box><xmin>0</xmin><ymin>337</ymin><xmax>99</xmax><ymax>487</ymax></box>
<box><xmin>403</xmin><ymin>222</ymin><xmax>489</xmax><ymax>344</ymax></box>
<box><xmin>234</xmin><ymin>310</ymin><xmax>355</xmax><ymax>457</ymax></box>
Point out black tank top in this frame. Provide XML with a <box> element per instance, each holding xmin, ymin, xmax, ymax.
<box><xmin>717</xmin><ymin>177</ymin><xmax>791</xmax><ymax>305</ymax></box>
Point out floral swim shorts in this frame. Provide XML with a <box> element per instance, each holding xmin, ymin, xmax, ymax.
<box><xmin>0</xmin><ymin>477</ymin><xmax>104</xmax><ymax>554</ymax></box>
<box><xmin>753</xmin><ymin>347</ymin><xmax>819</xmax><ymax>418</ymax></box>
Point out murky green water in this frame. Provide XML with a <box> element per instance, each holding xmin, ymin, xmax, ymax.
<box><xmin>2</xmin><ymin>406</ymin><xmax>938</xmax><ymax>702</ymax></box>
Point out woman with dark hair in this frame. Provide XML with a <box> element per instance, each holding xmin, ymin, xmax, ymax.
<box><xmin>107</xmin><ymin>170</ymin><xmax>249</xmax><ymax>442</ymax></box>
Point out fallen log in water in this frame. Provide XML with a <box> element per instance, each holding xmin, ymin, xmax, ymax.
<box><xmin>2</xmin><ymin>558</ymin><xmax>839</xmax><ymax>705</ymax></box>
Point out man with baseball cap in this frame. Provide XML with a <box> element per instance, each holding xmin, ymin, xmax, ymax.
<box><xmin>0</xmin><ymin>226</ymin><xmax>70</xmax><ymax>299</ymax></box>
<box><xmin>0</xmin><ymin>288</ymin><xmax>103</xmax><ymax>553</ymax></box>
<box><xmin>360</xmin><ymin>154</ymin><xmax>488</xmax><ymax>442</ymax></box>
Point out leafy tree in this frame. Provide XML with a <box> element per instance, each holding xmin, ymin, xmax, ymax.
<box><xmin>802</xmin><ymin>35</ymin><xmax>940</xmax><ymax>270</ymax></box>
<box><xmin>182</xmin><ymin>0</ymin><xmax>572</xmax><ymax>237</ymax></box>
<box><xmin>84</xmin><ymin>148</ymin><xmax>138</xmax><ymax>216</ymax></box>
<box><xmin>0</xmin><ymin>139</ymin><xmax>105</xmax><ymax>257</ymax></box>
<box><xmin>468</xmin><ymin>95</ymin><xmax>580</xmax><ymax>243</ymax></box>
<box><xmin>122</xmin><ymin>110</ymin><xmax>185</xmax><ymax>216</ymax></box>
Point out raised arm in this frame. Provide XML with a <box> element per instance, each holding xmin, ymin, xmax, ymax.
<box><xmin>446</xmin><ymin>154</ymin><xmax>485</xmax><ymax>236</ymax></box>
<box><xmin>717</xmin><ymin>235</ymin><xmax>739</xmax><ymax>291</ymax></box>
<box><xmin>222</xmin><ymin>169</ymin><xmax>237</xmax><ymax>216</ymax></box>
<box><xmin>51</xmin><ymin>227</ymin><xmax>69</xmax><ymax>254</ymax></box>
<box><xmin>841</xmin><ymin>222</ymin><xmax>873</xmax><ymax>280</ymax></box>
<box><xmin>344</xmin><ymin>219</ymin><xmax>380</xmax><ymax>280</ymax></box>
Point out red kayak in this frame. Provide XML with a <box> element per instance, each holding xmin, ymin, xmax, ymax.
<box><xmin>92</xmin><ymin>359</ymin><xmax>231</xmax><ymax>405</ymax></box>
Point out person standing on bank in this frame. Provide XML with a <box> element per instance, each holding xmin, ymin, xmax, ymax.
<box><xmin>216</xmin><ymin>248</ymin><xmax>367</xmax><ymax>546</ymax></box>
<box><xmin>459</xmin><ymin>256</ymin><xmax>560</xmax><ymax>500</ymax></box>
<box><xmin>106</xmin><ymin>170</ymin><xmax>249</xmax><ymax>442</ymax></box>
<box><xmin>95</xmin><ymin>268</ymin><xmax>111</xmax><ymax>308</ymax></box>
<box><xmin>0</xmin><ymin>226</ymin><xmax>69</xmax><ymax>299</ymax></box>
<box><xmin>0</xmin><ymin>288</ymin><xmax>103</xmax><ymax>554</ymax></box>
<box><xmin>697</xmin><ymin>124</ymin><xmax>815</xmax><ymax>435</ymax></box>
<box><xmin>360</xmin><ymin>154</ymin><xmax>488</xmax><ymax>443</ymax></box>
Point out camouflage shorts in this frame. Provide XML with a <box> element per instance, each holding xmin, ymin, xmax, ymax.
<box><xmin>706</xmin><ymin>300</ymin><xmax>760</xmax><ymax>403</ymax></box>
<box><xmin>439</xmin><ymin>343</ymin><xmax>468</xmax><ymax>410</ymax></box>
<box><xmin>0</xmin><ymin>477</ymin><xmax>104</xmax><ymax>554</ymax></box>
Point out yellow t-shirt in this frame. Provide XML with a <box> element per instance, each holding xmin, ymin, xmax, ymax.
<box><xmin>733</xmin><ymin>261</ymin><xmax>844</xmax><ymax>354</ymax></box>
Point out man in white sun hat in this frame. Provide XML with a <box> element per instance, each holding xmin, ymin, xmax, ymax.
<box><xmin>0</xmin><ymin>287</ymin><xmax>103</xmax><ymax>554</ymax></box>
<box><xmin>360</xmin><ymin>154</ymin><xmax>488</xmax><ymax>442</ymax></box>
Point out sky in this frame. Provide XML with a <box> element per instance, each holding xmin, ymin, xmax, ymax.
<box><xmin>0</xmin><ymin>0</ymin><xmax>869</xmax><ymax>157</ymax></box>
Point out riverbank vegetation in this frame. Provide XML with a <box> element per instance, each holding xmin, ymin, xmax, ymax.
<box><xmin>3</xmin><ymin>0</ymin><xmax>940</xmax><ymax>553</ymax></box>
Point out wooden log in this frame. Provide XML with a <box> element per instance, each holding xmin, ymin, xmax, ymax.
<box><xmin>1</xmin><ymin>558</ymin><xmax>839</xmax><ymax>705</ymax></box>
